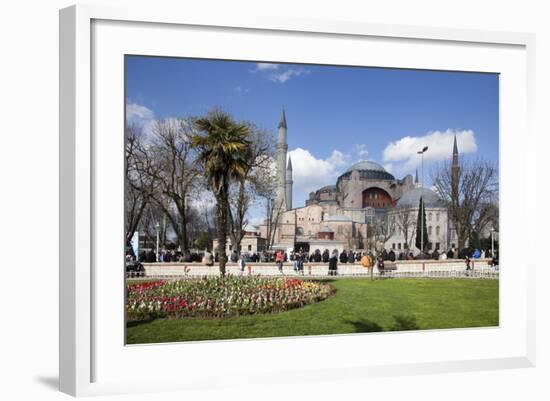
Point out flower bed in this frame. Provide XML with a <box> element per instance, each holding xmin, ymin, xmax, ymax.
<box><xmin>126</xmin><ymin>276</ymin><xmax>335</xmax><ymax>321</ymax></box>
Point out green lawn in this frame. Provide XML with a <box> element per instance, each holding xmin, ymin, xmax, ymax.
<box><xmin>126</xmin><ymin>278</ymin><xmax>499</xmax><ymax>344</ymax></box>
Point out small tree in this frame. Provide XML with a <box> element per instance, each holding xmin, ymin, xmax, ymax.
<box><xmin>415</xmin><ymin>197</ymin><xmax>429</xmax><ymax>252</ymax></box>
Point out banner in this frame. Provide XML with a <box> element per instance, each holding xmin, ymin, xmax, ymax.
<box><xmin>131</xmin><ymin>231</ymin><xmax>139</xmax><ymax>257</ymax></box>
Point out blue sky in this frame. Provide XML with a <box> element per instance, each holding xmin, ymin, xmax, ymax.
<box><xmin>125</xmin><ymin>56</ymin><xmax>499</xmax><ymax>226</ymax></box>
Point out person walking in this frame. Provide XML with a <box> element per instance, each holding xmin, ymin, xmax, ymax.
<box><xmin>328</xmin><ymin>249</ymin><xmax>338</xmax><ymax>276</ymax></box>
<box><xmin>339</xmin><ymin>250</ymin><xmax>348</xmax><ymax>264</ymax></box>
<box><xmin>202</xmin><ymin>250</ymin><xmax>214</xmax><ymax>266</ymax></box>
<box><xmin>360</xmin><ymin>252</ymin><xmax>371</xmax><ymax>272</ymax></box>
<box><xmin>275</xmin><ymin>250</ymin><xmax>285</xmax><ymax>274</ymax></box>
<box><xmin>297</xmin><ymin>252</ymin><xmax>305</xmax><ymax>275</ymax></box>
<box><xmin>377</xmin><ymin>255</ymin><xmax>385</xmax><ymax>276</ymax></box>
<box><xmin>465</xmin><ymin>255</ymin><xmax>472</xmax><ymax>276</ymax></box>
<box><xmin>314</xmin><ymin>249</ymin><xmax>322</xmax><ymax>263</ymax></box>
<box><xmin>238</xmin><ymin>254</ymin><xmax>246</xmax><ymax>276</ymax></box>
<box><xmin>322</xmin><ymin>249</ymin><xmax>330</xmax><ymax>263</ymax></box>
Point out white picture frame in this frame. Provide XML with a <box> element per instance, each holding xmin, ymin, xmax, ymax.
<box><xmin>59</xmin><ymin>4</ymin><xmax>536</xmax><ymax>397</ymax></box>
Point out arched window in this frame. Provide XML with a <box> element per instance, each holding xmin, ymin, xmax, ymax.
<box><xmin>428</xmin><ymin>213</ymin><xmax>433</xmax><ymax>221</ymax></box>
<box><xmin>436</xmin><ymin>213</ymin><xmax>440</xmax><ymax>222</ymax></box>
<box><xmin>436</xmin><ymin>226</ymin><xmax>440</xmax><ymax>236</ymax></box>
<box><xmin>428</xmin><ymin>226</ymin><xmax>433</xmax><ymax>235</ymax></box>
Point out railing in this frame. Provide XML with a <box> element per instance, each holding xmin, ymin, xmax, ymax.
<box><xmin>133</xmin><ymin>262</ymin><xmax>499</xmax><ymax>280</ymax></box>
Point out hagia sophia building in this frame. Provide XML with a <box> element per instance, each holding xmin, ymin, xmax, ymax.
<box><xmin>256</xmin><ymin>109</ymin><xmax>460</xmax><ymax>254</ymax></box>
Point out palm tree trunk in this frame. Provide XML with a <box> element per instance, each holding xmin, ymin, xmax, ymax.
<box><xmin>215</xmin><ymin>191</ymin><xmax>229</xmax><ymax>276</ymax></box>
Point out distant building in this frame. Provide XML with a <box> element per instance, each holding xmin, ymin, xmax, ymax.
<box><xmin>385</xmin><ymin>186</ymin><xmax>449</xmax><ymax>252</ymax></box>
<box><xmin>212</xmin><ymin>225</ymin><xmax>267</xmax><ymax>255</ymax></box>
<box><xmin>258</xmin><ymin>108</ymin><xmax>460</xmax><ymax>254</ymax></box>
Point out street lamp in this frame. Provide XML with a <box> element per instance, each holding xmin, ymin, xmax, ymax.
<box><xmin>417</xmin><ymin>146</ymin><xmax>429</xmax><ymax>189</ymax></box>
<box><xmin>155</xmin><ymin>222</ymin><xmax>160</xmax><ymax>262</ymax></box>
<box><xmin>417</xmin><ymin>146</ymin><xmax>428</xmax><ymax>253</ymax></box>
<box><xmin>491</xmin><ymin>227</ymin><xmax>495</xmax><ymax>258</ymax></box>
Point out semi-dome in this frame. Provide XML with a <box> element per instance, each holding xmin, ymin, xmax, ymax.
<box><xmin>317</xmin><ymin>185</ymin><xmax>336</xmax><ymax>193</ymax></box>
<box><xmin>396</xmin><ymin>187</ymin><xmax>443</xmax><ymax>208</ymax></box>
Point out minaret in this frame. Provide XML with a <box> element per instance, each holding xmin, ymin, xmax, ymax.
<box><xmin>451</xmin><ymin>135</ymin><xmax>460</xmax><ymax>205</ymax></box>
<box><xmin>275</xmin><ymin>108</ymin><xmax>288</xmax><ymax>213</ymax></box>
<box><xmin>415</xmin><ymin>168</ymin><xmax>420</xmax><ymax>188</ymax></box>
<box><xmin>286</xmin><ymin>156</ymin><xmax>293</xmax><ymax>210</ymax></box>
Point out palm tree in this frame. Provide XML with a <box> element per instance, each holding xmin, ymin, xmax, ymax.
<box><xmin>191</xmin><ymin>109</ymin><xmax>251</xmax><ymax>276</ymax></box>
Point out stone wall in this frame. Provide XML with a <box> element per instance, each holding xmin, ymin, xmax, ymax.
<box><xmin>142</xmin><ymin>258</ymin><xmax>495</xmax><ymax>278</ymax></box>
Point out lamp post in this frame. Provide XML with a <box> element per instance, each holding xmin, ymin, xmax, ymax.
<box><xmin>155</xmin><ymin>222</ymin><xmax>160</xmax><ymax>262</ymax></box>
<box><xmin>491</xmin><ymin>227</ymin><xmax>495</xmax><ymax>258</ymax></box>
<box><xmin>294</xmin><ymin>208</ymin><xmax>297</xmax><ymax>252</ymax></box>
<box><xmin>417</xmin><ymin>146</ymin><xmax>428</xmax><ymax>253</ymax></box>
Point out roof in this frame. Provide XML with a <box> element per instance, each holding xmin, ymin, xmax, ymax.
<box><xmin>317</xmin><ymin>185</ymin><xmax>336</xmax><ymax>193</ymax></box>
<box><xmin>278</xmin><ymin>108</ymin><xmax>287</xmax><ymax>129</ymax></box>
<box><xmin>341</xmin><ymin>160</ymin><xmax>395</xmax><ymax>181</ymax></box>
<box><xmin>396</xmin><ymin>187</ymin><xmax>443</xmax><ymax>208</ymax></box>
<box><xmin>345</xmin><ymin>160</ymin><xmax>387</xmax><ymax>173</ymax></box>
<box><xmin>318</xmin><ymin>225</ymin><xmax>334</xmax><ymax>233</ymax></box>
<box><xmin>243</xmin><ymin>224</ymin><xmax>259</xmax><ymax>232</ymax></box>
<box><xmin>324</xmin><ymin>214</ymin><xmax>352</xmax><ymax>222</ymax></box>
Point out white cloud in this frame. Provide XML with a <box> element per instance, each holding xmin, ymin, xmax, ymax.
<box><xmin>383</xmin><ymin>163</ymin><xmax>394</xmax><ymax>173</ymax></box>
<box><xmin>126</xmin><ymin>102</ymin><xmax>156</xmax><ymax>138</ymax></box>
<box><xmin>252</xmin><ymin>63</ymin><xmax>310</xmax><ymax>83</ymax></box>
<box><xmin>247</xmin><ymin>216</ymin><xmax>265</xmax><ymax>228</ymax></box>
<box><xmin>234</xmin><ymin>86</ymin><xmax>250</xmax><ymax>94</ymax></box>
<box><xmin>189</xmin><ymin>190</ymin><xmax>216</xmax><ymax>210</ymax></box>
<box><xmin>255</xmin><ymin>63</ymin><xmax>279</xmax><ymax>71</ymax></box>
<box><xmin>382</xmin><ymin>129</ymin><xmax>477</xmax><ymax>172</ymax></box>
<box><xmin>326</xmin><ymin>149</ymin><xmax>350</xmax><ymax>167</ymax></box>
<box><xmin>353</xmin><ymin>143</ymin><xmax>369</xmax><ymax>158</ymax></box>
<box><xmin>126</xmin><ymin>103</ymin><xmax>153</xmax><ymax>123</ymax></box>
<box><xmin>269</xmin><ymin>68</ymin><xmax>310</xmax><ymax>83</ymax></box>
<box><xmin>289</xmin><ymin>148</ymin><xmax>348</xmax><ymax>195</ymax></box>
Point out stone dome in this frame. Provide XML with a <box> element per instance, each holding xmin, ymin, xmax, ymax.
<box><xmin>342</xmin><ymin>160</ymin><xmax>395</xmax><ymax>181</ymax></box>
<box><xmin>345</xmin><ymin>160</ymin><xmax>387</xmax><ymax>173</ymax></box>
<box><xmin>396</xmin><ymin>187</ymin><xmax>443</xmax><ymax>208</ymax></box>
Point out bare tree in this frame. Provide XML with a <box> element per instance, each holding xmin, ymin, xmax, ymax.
<box><xmin>367</xmin><ymin>213</ymin><xmax>397</xmax><ymax>252</ymax></box>
<box><xmin>432</xmin><ymin>158</ymin><xmax>498</xmax><ymax>249</ymax></box>
<box><xmin>393</xmin><ymin>206</ymin><xmax>417</xmax><ymax>250</ymax></box>
<box><xmin>140</xmin><ymin>201</ymin><xmax>169</xmax><ymax>249</ymax></box>
<box><xmin>258</xmin><ymin>193</ymin><xmax>286</xmax><ymax>250</ymax></box>
<box><xmin>125</xmin><ymin>125</ymin><xmax>155</xmax><ymax>243</ymax></box>
<box><xmin>148</xmin><ymin>118</ymin><xmax>201</xmax><ymax>251</ymax></box>
<box><xmin>228</xmin><ymin>125</ymin><xmax>276</xmax><ymax>251</ymax></box>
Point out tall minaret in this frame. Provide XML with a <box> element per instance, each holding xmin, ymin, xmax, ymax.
<box><xmin>286</xmin><ymin>155</ymin><xmax>293</xmax><ymax>210</ymax></box>
<box><xmin>451</xmin><ymin>135</ymin><xmax>460</xmax><ymax>205</ymax></box>
<box><xmin>415</xmin><ymin>168</ymin><xmax>420</xmax><ymax>188</ymax></box>
<box><xmin>275</xmin><ymin>108</ymin><xmax>288</xmax><ymax>212</ymax></box>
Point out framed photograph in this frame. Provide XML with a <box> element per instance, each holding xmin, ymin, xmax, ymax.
<box><xmin>60</xmin><ymin>4</ymin><xmax>536</xmax><ymax>397</ymax></box>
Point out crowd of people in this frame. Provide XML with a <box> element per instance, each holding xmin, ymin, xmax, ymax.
<box><xmin>126</xmin><ymin>243</ymin><xmax>498</xmax><ymax>277</ymax></box>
